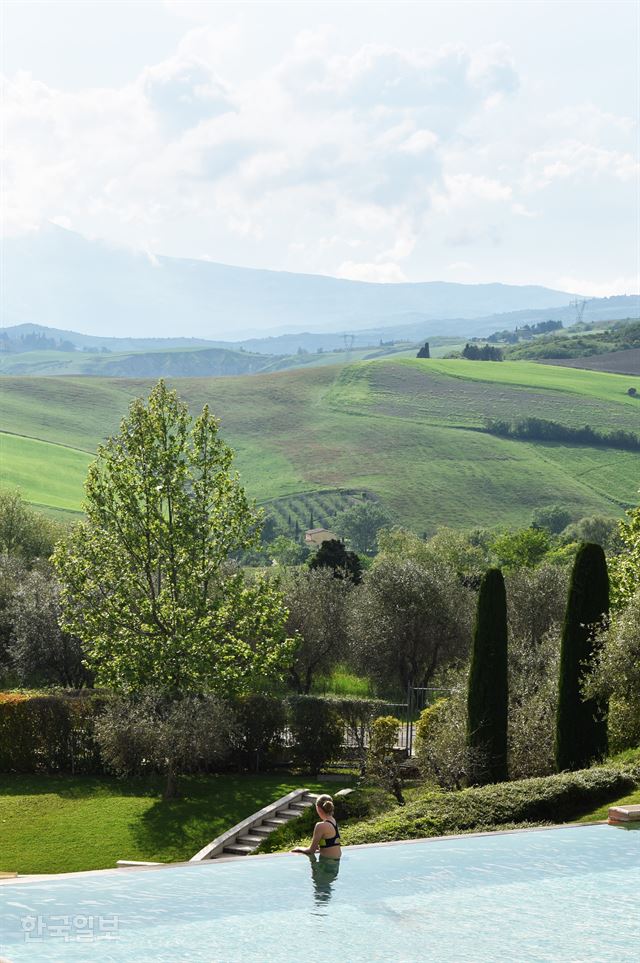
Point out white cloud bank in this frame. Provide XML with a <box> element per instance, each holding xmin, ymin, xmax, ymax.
<box><xmin>2</xmin><ymin>16</ymin><xmax>638</xmax><ymax>292</ymax></box>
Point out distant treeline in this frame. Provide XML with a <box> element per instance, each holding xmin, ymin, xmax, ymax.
<box><xmin>487</xmin><ymin>319</ymin><xmax>563</xmax><ymax>344</ymax></box>
<box><xmin>462</xmin><ymin>343</ymin><xmax>503</xmax><ymax>361</ymax></box>
<box><xmin>0</xmin><ymin>331</ymin><xmax>76</xmax><ymax>354</ymax></box>
<box><xmin>485</xmin><ymin>416</ymin><xmax>640</xmax><ymax>451</ymax></box>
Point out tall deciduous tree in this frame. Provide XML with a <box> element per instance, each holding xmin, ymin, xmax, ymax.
<box><xmin>555</xmin><ymin>542</ymin><xmax>609</xmax><ymax>771</ymax></box>
<box><xmin>467</xmin><ymin>568</ymin><xmax>509</xmax><ymax>784</ymax></box>
<box><xmin>53</xmin><ymin>380</ymin><xmax>295</xmax><ymax>695</ymax></box>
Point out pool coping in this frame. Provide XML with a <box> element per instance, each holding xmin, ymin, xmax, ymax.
<box><xmin>0</xmin><ymin>819</ymin><xmax>613</xmax><ymax>887</ymax></box>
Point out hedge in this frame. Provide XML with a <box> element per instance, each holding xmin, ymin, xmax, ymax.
<box><xmin>0</xmin><ymin>691</ymin><xmax>396</xmax><ymax>775</ymax></box>
<box><xmin>342</xmin><ymin>766</ymin><xmax>639</xmax><ymax>845</ymax></box>
<box><xmin>0</xmin><ymin>692</ymin><xmax>104</xmax><ymax>774</ymax></box>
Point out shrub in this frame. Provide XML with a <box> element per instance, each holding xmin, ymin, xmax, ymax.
<box><xmin>287</xmin><ymin>695</ymin><xmax>343</xmax><ymax>775</ymax></box>
<box><xmin>233</xmin><ymin>693</ymin><xmax>287</xmax><ymax>771</ymax></box>
<box><xmin>343</xmin><ymin>766</ymin><xmax>639</xmax><ymax>846</ymax></box>
<box><xmin>366</xmin><ymin>715</ymin><xmax>405</xmax><ymax>803</ymax></box>
<box><xmin>415</xmin><ymin>687</ymin><xmax>476</xmax><ymax>790</ymax></box>
<box><xmin>95</xmin><ymin>691</ymin><xmax>237</xmax><ymax>798</ymax></box>
<box><xmin>331</xmin><ymin>696</ymin><xmax>393</xmax><ymax>771</ymax></box>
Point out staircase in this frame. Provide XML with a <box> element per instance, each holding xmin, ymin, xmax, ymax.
<box><xmin>190</xmin><ymin>789</ymin><xmax>318</xmax><ymax>861</ymax></box>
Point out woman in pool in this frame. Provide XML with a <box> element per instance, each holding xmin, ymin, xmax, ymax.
<box><xmin>291</xmin><ymin>794</ymin><xmax>341</xmax><ymax>859</ymax></box>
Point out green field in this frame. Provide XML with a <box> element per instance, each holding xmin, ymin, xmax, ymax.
<box><xmin>0</xmin><ymin>358</ymin><xmax>637</xmax><ymax>529</ymax></box>
<box><xmin>0</xmin><ymin>773</ymin><xmax>334</xmax><ymax>874</ymax></box>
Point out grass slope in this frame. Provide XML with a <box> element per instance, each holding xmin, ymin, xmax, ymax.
<box><xmin>0</xmin><ymin>773</ymin><xmax>334</xmax><ymax>875</ymax></box>
<box><xmin>0</xmin><ymin>359</ymin><xmax>636</xmax><ymax>529</ymax></box>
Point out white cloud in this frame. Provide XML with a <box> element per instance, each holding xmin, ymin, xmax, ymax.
<box><xmin>554</xmin><ymin>275</ymin><xmax>640</xmax><ymax>298</ymax></box>
<box><xmin>2</xmin><ymin>17</ymin><xmax>636</xmax><ymax>288</ymax></box>
<box><xmin>524</xmin><ymin>142</ymin><xmax>638</xmax><ymax>190</ymax></box>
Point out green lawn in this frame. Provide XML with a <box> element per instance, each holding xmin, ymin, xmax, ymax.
<box><xmin>0</xmin><ymin>773</ymin><xmax>336</xmax><ymax>875</ymax></box>
<box><xmin>0</xmin><ymin>357</ymin><xmax>636</xmax><ymax>530</ymax></box>
<box><xmin>577</xmin><ymin>788</ymin><xmax>640</xmax><ymax>822</ymax></box>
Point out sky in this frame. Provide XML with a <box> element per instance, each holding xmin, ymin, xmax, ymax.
<box><xmin>2</xmin><ymin>0</ymin><xmax>639</xmax><ymax>295</ymax></box>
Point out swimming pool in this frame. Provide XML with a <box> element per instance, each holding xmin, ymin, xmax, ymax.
<box><xmin>1</xmin><ymin>824</ymin><xmax>638</xmax><ymax>962</ymax></box>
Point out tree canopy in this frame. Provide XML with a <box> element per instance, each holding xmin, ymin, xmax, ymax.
<box><xmin>53</xmin><ymin>380</ymin><xmax>295</xmax><ymax>695</ymax></box>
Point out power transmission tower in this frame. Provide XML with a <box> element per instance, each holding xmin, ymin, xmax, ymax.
<box><xmin>569</xmin><ymin>298</ymin><xmax>589</xmax><ymax>325</ymax></box>
<box><xmin>342</xmin><ymin>333</ymin><xmax>355</xmax><ymax>360</ymax></box>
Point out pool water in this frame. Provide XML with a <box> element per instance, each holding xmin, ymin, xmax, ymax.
<box><xmin>1</xmin><ymin>824</ymin><xmax>638</xmax><ymax>962</ymax></box>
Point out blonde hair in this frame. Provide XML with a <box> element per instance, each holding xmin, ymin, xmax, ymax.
<box><xmin>316</xmin><ymin>794</ymin><xmax>334</xmax><ymax>815</ymax></box>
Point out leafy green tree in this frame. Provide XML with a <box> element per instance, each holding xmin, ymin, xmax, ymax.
<box><xmin>0</xmin><ymin>488</ymin><xmax>64</xmax><ymax>561</ymax></box>
<box><xmin>334</xmin><ymin>501</ymin><xmax>391</xmax><ymax>555</ymax></box>
<box><xmin>560</xmin><ymin>515</ymin><xmax>622</xmax><ymax>553</ymax></box>
<box><xmin>282</xmin><ymin>568</ymin><xmax>351</xmax><ymax>693</ymax></box>
<box><xmin>270</xmin><ymin>535</ymin><xmax>310</xmax><ymax>567</ymax></box>
<box><xmin>351</xmin><ymin>555</ymin><xmax>471</xmax><ymax>694</ymax></box>
<box><xmin>556</xmin><ymin>543</ymin><xmax>609</xmax><ymax>772</ymax></box>
<box><xmin>426</xmin><ymin>527</ymin><xmax>489</xmax><ymax>584</ymax></box>
<box><xmin>309</xmin><ymin>539</ymin><xmax>362</xmax><ymax>583</ymax></box>
<box><xmin>466</xmin><ymin>569</ymin><xmax>509</xmax><ymax>784</ymax></box>
<box><xmin>584</xmin><ymin>591</ymin><xmax>640</xmax><ymax>752</ymax></box>
<box><xmin>8</xmin><ymin>569</ymin><xmax>91</xmax><ymax>687</ymax></box>
<box><xmin>609</xmin><ymin>498</ymin><xmax>640</xmax><ymax>606</ymax></box>
<box><xmin>53</xmin><ymin>380</ymin><xmax>295</xmax><ymax>695</ymax></box>
<box><xmin>490</xmin><ymin>527</ymin><xmax>551</xmax><ymax>570</ymax></box>
<box><xmin>532</xmin><ymin>505</ymin><xmax>572</xmax><ymax>534</ymax></box>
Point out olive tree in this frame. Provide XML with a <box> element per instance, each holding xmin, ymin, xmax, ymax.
<box><xmin>8</xmin><ymin>569</ymin><xmax>90</xmax><ymax>687</ymax></box>
<box><xmin>53</xmin><ymin>380</ymin><xmax>295</xmax><ymax>696</ymax></box>
<box><xmin>282</xmin><ymin>567</ymin><xmax>351</xmax><ymax>693</ymax></box>
<box><xmin>585</xmin><ymin>591</ymin><xmax>640</xmax><ymax>752</ymax></box>
<box><xmin>95</xmin><ymin>691</ymin><xmax>236</xmax><ymax>798</ymax></box>
<box><xmin>350</xmin><ymin>555</ymin><xmax>472</xmax><ymax>696</ymax></box>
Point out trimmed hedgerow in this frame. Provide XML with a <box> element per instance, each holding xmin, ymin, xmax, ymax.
<box><xmin>0</xmin><ymin>691</ymin><xmax>104</xmax><ymax>774</ymax></box>
<box><xmin>340</xmin><ymin>766</ymin><xmax>638</xmax><ymax>846</ymax></box>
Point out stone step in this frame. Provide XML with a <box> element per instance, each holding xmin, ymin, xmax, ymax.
<box><xmin>251</xmin><ymin>825</ymin><xmax>274</xmax><ymax>837</ymax></box>
<box><xmin>290</xmin><ymin>800</ymin><xmax>313</xmax><ymax>811</ymax></box>
<box><xmin>277</xmin><ymin>809</ymin><xmax>304</xmax><ymax>819</ymax></box>
<box><xmin>223</xmin><ymin>844</ymin><xmax>254</xmax><ymax>856</ymax></box>
<box><xmin>237</xmin><ymin>834</ymin><xmax>263</xmax><ymax>846</ymax></box>
<box><xmin>262</xmin><ymin>817</ymin><xmax>289</xmax><ymax>828</ymax></box>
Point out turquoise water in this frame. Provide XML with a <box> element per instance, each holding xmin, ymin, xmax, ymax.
<box><xmin>1</xmin><ymin>824</ymin><xmax>638</xmax><ymax>962</ymax></box>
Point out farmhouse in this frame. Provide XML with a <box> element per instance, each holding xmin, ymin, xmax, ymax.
<box><xmin>304</xmin><ymin>527</ymin><xmax>338</xmax><ymax>547</ymax></box>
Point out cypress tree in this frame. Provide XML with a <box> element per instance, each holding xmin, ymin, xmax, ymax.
<box><xmin>556</xmin><ymin>542</ymin><xmax>609</xmax><ymax>772</ymax></box>
<box><xmin>466</xmin><ymin>568</ymin><xmax>509</xmax><ymax>784</ymax></box>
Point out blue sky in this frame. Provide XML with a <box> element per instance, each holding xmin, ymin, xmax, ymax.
<box><xmin>3</xmin><ymin>0</ymin><xmax>638</xmax><ymax>294</ymax></box>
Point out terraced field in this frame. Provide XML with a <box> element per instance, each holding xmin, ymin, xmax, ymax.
<box><xmin>1</xmin><ymin>359</ymin><xmax>637</xmax><ymax>530</ymax></box>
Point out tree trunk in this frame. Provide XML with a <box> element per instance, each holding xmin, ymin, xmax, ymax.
<box><xmin>163</xmin><ymin>766</ymin><xmax>179</xmax><ymax>800</ymax></box>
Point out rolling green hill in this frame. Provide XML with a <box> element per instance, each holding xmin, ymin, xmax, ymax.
<box><xmin>0</xmin><ymin>359</ymin><xmax>637</xmax><ymax>531</ymax></box>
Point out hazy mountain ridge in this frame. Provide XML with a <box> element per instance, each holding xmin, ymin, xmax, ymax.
<box><xmin>3</xmin><ymin>224</ymin><xmax>578</xmax><ymax>340</ymax></box>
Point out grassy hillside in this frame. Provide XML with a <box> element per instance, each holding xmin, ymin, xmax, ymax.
<box><xmin>0</xmin><ymin>359</ymin><xmax>636</xmax><ymax>529</ymax></box>
<box><xmin>505</xmin><ymin>319</ymin><xmax>640</xmax><ymax>361</ymax></box>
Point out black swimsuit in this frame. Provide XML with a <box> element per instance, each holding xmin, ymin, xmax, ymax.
<box><xmin>320</xmin><ymin>817</ymin><xmax>341</xmax><ymax>848</ymax></box>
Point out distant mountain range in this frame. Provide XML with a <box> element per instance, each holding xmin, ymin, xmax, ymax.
<box><xmin>3</xmin><ymin>223</ymin><xmax>581</xmax><ymax>340</ymax></box>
